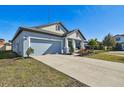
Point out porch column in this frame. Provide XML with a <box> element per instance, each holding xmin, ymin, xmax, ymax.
<box><xmin>65</xmin><ymin>37</ymin><xmax>69</xmax><ymax>53</ymax></box>
<box><xmin>80</xmin><ymin>41</ymin><xmax>85</xmax><ymax>49</ymax></box>
<box><xmin>72</xmin><ymin>39</ymin><xmax>76</xmax><ymax>52</ymax></box>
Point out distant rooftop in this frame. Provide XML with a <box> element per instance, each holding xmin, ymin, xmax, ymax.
<box><xmin>114</xmin><ymin>34</ymin><xmax>124</xmax><ymax>37</ymax></box>
<box><xmin>0</xmin><ymin>39</ymin><xmax>5</xmax><ymax>41</ymax></box>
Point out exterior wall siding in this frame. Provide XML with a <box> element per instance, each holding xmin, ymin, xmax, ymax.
<box><xmin>114</xmin><ymin>36</ymin><xmax>124</xmax><ymax>50</ymax></box>
<box><xmin>12</xmin><ymin>32</ymin><xmax>24</xmax><ymax>56</ymax></box>
<box><xmin>39</xmin><ymin>24</ymin><xmax>66</xmax><ymax>35</ymax></box>
<box><xmin>114</xmin><ymin>36</ymin><xmax>124</xmax><ymax>43</ymax></box>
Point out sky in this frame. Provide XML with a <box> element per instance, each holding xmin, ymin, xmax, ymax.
<box><xmin>0</xmin><ymin>5</ymin><xmax>124</xmax><ymax>42</ymax></box>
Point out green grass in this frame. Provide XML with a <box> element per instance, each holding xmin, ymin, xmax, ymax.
<box><xmin>92</xmin><ymin>50</ymin><xmax>105</xmax><ymax>54</ymax></box>
<box><xmin>87</xmin><ymin>53</ymin><xmax>124</xmax><ymax>64</ymax></box>
<box><xmin>0</xmin><ymin>51</ymin><xmax>87</xmax><ymax>87</ymax></box>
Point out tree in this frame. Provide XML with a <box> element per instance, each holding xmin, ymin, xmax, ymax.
<box><xmin>103</xmin><ymin>33</ymin><xmax>116</xmax><ymax>50</ymax></box>
<box><xmin>26</xmin><ymin>47</ymin><xmax>34</xmax><ymax>57</ymax></box>
<box><xmin>88</xmin><ymin>39</ymin><xmax>98</xmax><ymax>50</ymax></box>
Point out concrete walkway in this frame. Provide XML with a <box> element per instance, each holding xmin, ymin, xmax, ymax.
<box><xmin>32</xmin><ymin>55</ymin><xmax>124</xmax><ymax>87</ymax></box>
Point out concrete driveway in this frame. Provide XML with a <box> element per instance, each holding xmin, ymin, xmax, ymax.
<box><xmin>32</xmin><ymin>55</ymin><xmax>124</xmax><ymax>87</ymax></box>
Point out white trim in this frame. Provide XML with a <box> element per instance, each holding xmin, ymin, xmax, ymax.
<box><xmin>66</xmin><ymin>31</ymin><xmax>84</xmax><ymax>41</ymax></box>
<box><xmin>29</xmin><ymin>36</ymin><xmax>63</xmax><ymax>53</ymax></box>
<box><xmin>30</xmin><ymin>36</ymin><xmax>62</xmax><ymax>42</ymax></box>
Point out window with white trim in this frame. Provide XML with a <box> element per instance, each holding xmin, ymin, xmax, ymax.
<box><xmin>76</xmin><ymin>32</ymin><xmax>79</xmax><ymax>37</ymax></box>
<box><xmin>56</xmin><ymin>25</ymin><xmax>60</xmax><ymax>31</ymax></box>
<box><xmin>116</xmin><ymin>37</ymin><xmax>120</xmax><ymax>41</ymax></box>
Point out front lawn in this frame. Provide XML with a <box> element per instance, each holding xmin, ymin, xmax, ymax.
<box><xmin>0</xmin><ymin>51</ymin><xmax>87</xmax><ymax>87</ymax></box>
<box><xmin>87</xmin><ymin>53</ymin><xmax>124</xmax><ymax>64</ymax></box>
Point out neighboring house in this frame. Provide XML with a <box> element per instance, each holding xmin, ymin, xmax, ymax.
<box><xmin>0</xmin><ymin>39</ymin><xmax>5</xmax><ymax>51</ymax></box>
<box><xmin>4</xmin><ymin>42</ymin><xmax>12</xmax><ymax>51</ymax></box>
<box><xmin>12</xmin><ymin>22</ymin><xmax>86</xmax><ymax>57</ymax></box>
<box><xmin>0</xmin><ymin>39</ymin><xmax>5</xmax><ymax>46</ymax></box>
<box><xmin>114</xmin><ymin>34</ymin><xmax>124</xmax><ymax>50</ymax></box>
<box><xmin>0</xmin><ymin>39</ymin><xmax>12</xmax><ymax>51</ymax></box>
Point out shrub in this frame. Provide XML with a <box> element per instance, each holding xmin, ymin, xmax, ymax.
<box><xmin>79</xmin><ymin>48</ymin><xmax>92</xmax><ymax>56</ymax></box>
<box><xmin>26</xmin><ymin>47</ymin><xmax>34</xmax><ymax>57</ymax></box>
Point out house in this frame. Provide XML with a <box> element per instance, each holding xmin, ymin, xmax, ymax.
<box><xmin>113</xmin><ymin>34</ymin><xmax>124</xmax><ymax>50</ymax></box>
<box><xmin>12</xmin><ymin>22</ymin><xmax>86</xmax><ymax>57</ymax></box>
<box><xmin>4</xmin><ymin>42</ymin><xmax>12</xmax><ymax>51</ymax></box>
<box><xmin>0</xmin><ymin>39</ymin><xmax>5</xmax><ymax>46</ymax></box>
<box><xmin>0</xmin><ymin>39</ymin><xmax>12</xmax><ymax>51</ymax></box>
<box><xmin>0</xmin><ymin>39</ymin><xmax>5</xmax><ymax>51</ymax></box>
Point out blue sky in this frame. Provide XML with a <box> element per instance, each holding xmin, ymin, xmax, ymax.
<box><xmin>0</xmin><ymin>5</ymin><xmax>124</xmax><ymax>42</ymax></box>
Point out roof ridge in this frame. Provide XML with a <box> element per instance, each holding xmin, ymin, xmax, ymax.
<box><xmin>31</xmin><ymin>22</ymin><xmax>61</xmax><ymax>28</ymax></box>
<box><xmin>114</xmin><ymin>34</ymin><xmax>124</xmax><ymax>37</ymax></box>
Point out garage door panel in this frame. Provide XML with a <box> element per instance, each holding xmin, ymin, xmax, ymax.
<box><xmin>30</xmin><ymin>38</ymin><xmax>61</xmax><ymax>56</ymax></box>
<box><xmin>43</xmin><ymin>41</ymin><xmax>61</xmax><ymax>55</ymax></box>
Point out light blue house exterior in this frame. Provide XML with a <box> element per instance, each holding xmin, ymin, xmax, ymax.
<box><xmin>12</xmin><ymin>22</ymin><xmax>86</xmax><ymax>57</ymax></box>
<box><xmin>114</xmin><ymin>34</ymin><xmax>124</xmax><ymax>50</ymax></box>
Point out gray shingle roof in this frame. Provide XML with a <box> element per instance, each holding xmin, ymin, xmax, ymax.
<box><xmin>12</xmin><ymin>22</ymin><xmax>86</xmax><ymax>41</ymax></box>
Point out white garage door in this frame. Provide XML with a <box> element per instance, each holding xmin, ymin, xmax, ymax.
<box><xmin>30</xmin><ymin>38</ymin><xmax>61</xmax><ymax>56</ymax></box>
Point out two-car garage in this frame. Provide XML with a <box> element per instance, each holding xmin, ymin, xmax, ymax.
<box><xmin>30</xmin><ymin>38</ymin><xmax>62</xmax><ymax>56</ymax></box>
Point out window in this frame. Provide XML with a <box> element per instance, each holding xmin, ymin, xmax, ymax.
<box><xmin>56</xmin><ymin>25</ymin><xmax>60</xmax><ymax>31</ymax></box>
<box><xmin>116</xmin><ymin>37</ymin><xmax>120</xmax><ymax>41</ymax></box>
<box><xmin>76</xmin><ymin>32</ymin><xmax>79</xmax><ymax>37</ymax></box>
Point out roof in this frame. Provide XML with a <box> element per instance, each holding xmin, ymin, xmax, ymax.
<box><xmin>12</xmin><ymin>22</ymin><xmax>86</xmax><ymax>41</ymax></box>
<box><xmin>0</xmin><ymin>39</ymin><xmax>5</xmax><ymax>41</ymax></box>
<box><xmin>32</xmin><ymin>22</ymin><xmax>68</xmax><ymax>32</ymax></box>
<box><xmin>114</xmin><ymin>34</ymin><xmax>124</xmax><ymax>37</ymax></box>
<box><xmin>65</xmin><ymin>29</ymin><xmax>86</xmax><ymax>40</ymax></box>
<box><xmin>12</xmin><ymin>26</ymin><xmax>65</xmax><ymax>41</ymax></box>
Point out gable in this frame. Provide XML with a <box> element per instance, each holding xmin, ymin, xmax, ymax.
<box><xmin>36</xmin><ymin>23</ymin><xmax>67</xmax><ymax>35</ymax></box>
<box><xmin>114</xmin><ymin>35</ymin><xmax>124</xmax><ymax>43</ymax></box>
<box><xmin>67</xmin><ymin>31</ymin><xmax>85</xmax><ymax>40</ymax></box>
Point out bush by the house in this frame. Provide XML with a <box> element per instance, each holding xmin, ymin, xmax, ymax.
<box><xmin>79</xmin><ymin>48</ymin><xmax>93</xmax><ymax>56</ymax></box>
<box><xmin>26</xmin><ymin>47</ymin><xmax>34</xmax><ymax>57</ymax></box>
